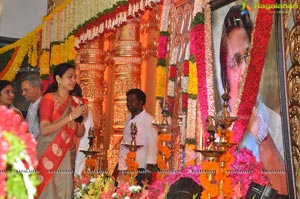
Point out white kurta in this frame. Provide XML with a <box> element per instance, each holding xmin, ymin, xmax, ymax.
<box><xmin>118</xmin><ymin>110</ymin><xmax>158</xmax><ymax>170</ymax></box>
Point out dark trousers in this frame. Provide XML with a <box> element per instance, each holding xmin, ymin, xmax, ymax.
<box><xmin>136</xmin><ymin>168</ymin><xmax>146</xmax><ymax>187</ymax></box>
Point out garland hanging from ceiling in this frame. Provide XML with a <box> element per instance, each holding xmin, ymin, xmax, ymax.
<box><xmin>0</xmin><ymin>0</ymin><xmax>162</xmax><ymax>81</ymax></box>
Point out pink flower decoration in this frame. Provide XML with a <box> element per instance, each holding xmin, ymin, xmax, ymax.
<box><xmin>148</xmin><ymin>166</ymin><xmax>201</xmax><ymax>198</ymax></box>
<box><xmin>0</xmin><ymin>105</ymin><xmax>38</xmax><ymax>198</ymax></box>
<box><xmin>230</xmin><ymin>148</ymin><xmax>268</xmax><ymax>197</ymax></box>
<box><xmin>158</xmin><ymin>36</ymin><xmax>168</xmax><ymax>59</ymax></box>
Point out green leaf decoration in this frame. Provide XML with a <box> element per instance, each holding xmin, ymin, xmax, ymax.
<box><xmin>189</xmin><ymin>55</ymin><xmax>196</xmax><ymax>63</ymax></box>
<box><xmin>192</xmin><ymin>12</ymin><xmax>204</xmax><ymax>27</ymax></box>
<box><xmin>160</xmin><ymin>31</ymin><xmax>170</xmax><ymax>36</ymax></box>
<box><xmin>157</xmin><ymin>59</ymin><xmax>167</xmax><ymax>67</ymax></box>
<box><xmin>185</xmin><ymin>138</ymin><xmax>197</xmax><ymax>145</ymax></box>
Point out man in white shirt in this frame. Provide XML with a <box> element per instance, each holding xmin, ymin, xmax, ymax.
<box><xmin>115</xmin><ymin>88</ymin><xmax>158</xmax><ymax>186</ymax></box>
<box><xmin>21</xmin><ymin>74</ymin><xmax>43</xmax><ymax>140</ymax></box>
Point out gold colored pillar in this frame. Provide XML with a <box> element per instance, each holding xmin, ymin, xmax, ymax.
<box><xmin>107</xmin><ymin>19</ymin><xmax>142</xmax><ymax>174</ymax></box>
<box><xmin>76</xmin><ymin>38</ymin><xmax>107</xmax><ymax>171</ymax></box>
<box><xmin>167</xmin><ymin>0</ymin><xmax>194</xmax><ymax>170</ymax></box>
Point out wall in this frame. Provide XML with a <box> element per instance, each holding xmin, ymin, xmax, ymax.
<box><xmin>0</xmin><ymin>0</ymin><xmax>47</xmax><ymax>39</ymax></box>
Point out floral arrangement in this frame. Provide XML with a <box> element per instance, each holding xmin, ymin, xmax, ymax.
<box><xmin>185</xmin><ymin>11</ymin><xmax>203</xmax><ymax>140</ymax></box>
<box><xmin>231</xmin><ymin>0</ymin><xmax>276</xmax><ymax>145</ymax></box>
<box><xmin>112</xmin><ymin>183</ymin><xmax>147</xmax><ymax>199</ymax></box>
<box><xmin>154</xmin><ymin>0</ymin><xmax>170</xmax><ymax>121</ymax></box>
<box><xmin>0</xmin><ymin>27</ymin><xmax>41</xmax><ymax>81</ymax></box>
<box><xmin>148</xmin><ymin>165</ymin><xmax>201</xmax><ymax>199</ymax></box>
<box><xmin>231</xmin><ymin>148</ymin><xmax>268</xmax><ymax>197</ymax></box>
<box><xmin>167</xmin><ymin>64</ymin><xmax>177</xmax><ymax>115</ymax></box>
<box><xmin>156</xmin><ymin>133</ymin><xmax>171</xmax><ymax>179</ymax></box>
<box><xmin>0</xmin><ymin>0</ymin><xmax>161</xmax><ymax>82</ymax></box>
<box><xmin>184</xmin><ymin>138</ymin><xmax>197</xmax><ymax>166</ymax></box>
<box><xmin>198</xmin><ymin>129</ymin><xmax>233</xmax><ymax>198</ymax></box>
<box><xmin>199</xmin><ymin>161</ymin><xmax>219</xmax><ymax>198</ymax></box>
<box><xmin>216</xmin><ymin>130</ymin><xmax>234</xmax><ymax>198</ymax></box>
<box><xmin>0</xmin><ymin>106</ymin><xmax>39</xmax><ymax>199</ymax></box>
<box><xmin>181</xmin><ymin>60</ymin><xmax>189</xmax><ymax>112</ymax></box>
<box><xmin>74</xmin><ymin>173</ymin><xmax>115</xmax><ymax>199</ymax></box>
<box><xmin>190</xmin><ymin>11</ymin><xmax>210</xmax><ymax>141</ymax></box>
<box><xmin>74</xmin><ymin>173</ymin><xmax>148</xmax><ymax>199</ymax></box>
<box><xmin>155</xmin><ymin>32</ymin><xmax>169</xmax><ymax>98</ymax></box>
<box><xmin>124</xmin><ymin>151</ymin><xmax>138</xmax><ymax>182</ymax></box>
<box><xmin>185</xmin><ymin>56</ymin><xmax>198</xmax><ymax>139</ymax></box>
<box><xmin>39</xmin><ymin>49</ymin><xmax>50</xmax><ymax>78</ymax></box>
<box><xmin>85</xmin><ymin>157</ymin><xmax>97</xmax><ymax>171</ymax></box>
<box><xmin>155</xmin><ymin>32</ymin><xmax>169</xmax><ymax>121</ymax></box>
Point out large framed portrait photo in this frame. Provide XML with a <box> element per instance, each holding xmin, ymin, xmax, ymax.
<box><xmin>210</xmin><ymin>0</ymin><xmax>295</xmax><ymax>197</ymax></box>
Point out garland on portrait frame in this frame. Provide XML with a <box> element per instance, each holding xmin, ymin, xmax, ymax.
<box><xmin>189</xmin><ymin>1</ymin><xmax>272</xmax><ymax>198</ymax></box>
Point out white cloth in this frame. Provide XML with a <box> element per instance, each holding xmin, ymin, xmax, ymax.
<box><xmin>74</xmin><ymin>111</ymin><xmax>94</xmax><ymax>176</ymax></box>
<box><xmin>26</xmin><ymin>96</ymin><xmax>42</xmax><ymax>140</ymax></box>
<box><xmin>118</xmin><ymin>110</ymin><xmax>158</xmax><ymax>170</ymax></box>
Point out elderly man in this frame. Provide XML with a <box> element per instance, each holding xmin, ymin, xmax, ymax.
<box><xmin>21</xmin><ymin>74</ymin><xmax>43</xmax><ymax>140</ymax></box>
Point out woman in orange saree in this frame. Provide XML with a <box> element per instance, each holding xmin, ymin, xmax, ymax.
<box><xmin>36</xmin><ymin>63</ymin><xmax>87</xmax><ymax>199</ymax></box>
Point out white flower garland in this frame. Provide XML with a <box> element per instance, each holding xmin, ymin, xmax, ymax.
<box><xmin>186</xmin><ymin>98</ymin><xmax>197</xmax><ymax>138</ymax></box>
<box><xmin>181</xmin><ymin>76</ymin><xmax>188</xmax><ymax>93</ymax></box>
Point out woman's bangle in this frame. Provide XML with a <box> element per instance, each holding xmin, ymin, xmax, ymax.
<box><xmin>69</xmin><ymin>114</ymin><xmax>72</xmax><ymax>121</ymax></box>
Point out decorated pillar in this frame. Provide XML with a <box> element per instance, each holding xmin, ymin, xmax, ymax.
<box><xmin>107</xmin><ymin>19</ymin><xmax>143</xmax><ymax>175</ymax></box>
<box><xmin>165</xmin><ymin>0</ymin><xmax>194</xmax><ymax>170</ymax></box>
<box><xmin>75</xmin><ymin>38</ymin><xmax>107</xmax><ymax>171</ymax></box>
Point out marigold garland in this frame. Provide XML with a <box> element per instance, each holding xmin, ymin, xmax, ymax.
<box><xmin>39</xmin><ymin>50</ymin><xmax>50</xmax><ymax>77</ymax></box>
<box><xmin>155</xmin><ymin>66</ymin><xmax>167</xmax><ymax>98</ymax></box>
<box><xmin>184</xmin><ymin>143</ymin><xmax>196</xmax><ymax>166</ymax></box>
<box><xmin>186</xmin><ymin>58</ymin><xmax>198</xmax><ymax>139</ymax></box>
<box><xmin>84</xmin><ymin>158</ymin><xmax>97</xmax><ymax>171</ymax></box>
<box><xmin>187</xmin><ymin>60</ymin><xmax>198</xmax><ymax>97</ymax></box>
<box><xmin>125</xmin><ymin>151</ymin><xmax>139</xmax><ymax>183</ymax></box>
<box><xmin>0</xmin><ymin>0</ymin><xmax>160</xmax><ymax>81</ymax></box>
<box><xmin>199</xmin><ymin>161</ymin><xmax>219</xmax><ymax>198</ymax></box>
<box><xmin>198</xmin><ymin>128</ymin><xmax>235</xmax><ymax>198</ymax></box>
<box><xmin>156</xmin><ymin>133</ymin><xmax>171</xmax><ymax>179</ymax></box>
<box><xmin>155</xmin><ymin>33</ymin><xmax>169</xmax><ymax>98</ymax></box>
<box><xmin>0</xmin><ymin>48</ymin><xmax>19</xmax><ymax>80</ymax></box>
